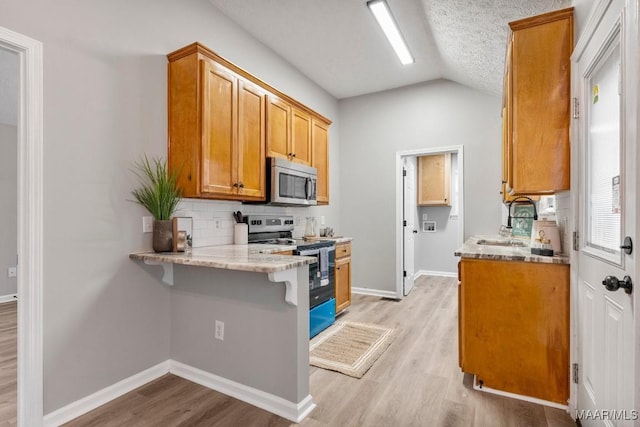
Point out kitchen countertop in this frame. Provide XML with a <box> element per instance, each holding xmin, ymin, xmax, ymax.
<box><xmin>129</xmin><ymin>244</ymin><xmax>315</xmax><ymax>274</ymax></box>
<box><xmin>303</xmin><ymin>236</ymin><xmax>353</xmax><ymax>244</ymax></box>
<box><xmin>455</xmin><ymin>236</ymin><xmax>569</xmax><ymax>265</ymax></box>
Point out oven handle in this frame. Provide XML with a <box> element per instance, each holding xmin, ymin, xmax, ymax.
<box><xmin>296</xmin><ymin>246</ymin><xmax>335</xmax><ymax>256</ymax></box>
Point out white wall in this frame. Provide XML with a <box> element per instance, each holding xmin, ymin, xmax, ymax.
<box><xmin>1</xmin><ymin>0</ymin><xmax>339</xmax><ymax>414</ymax></box>
<box><xmin>0</xmin><ymin>124</ymin><xmax>17</xmax><ymax>298</ymax></box>
<box><xmin>339</xmin><ymin>80</ymin><xmax>502</xmax><ymax>293</ymax></box>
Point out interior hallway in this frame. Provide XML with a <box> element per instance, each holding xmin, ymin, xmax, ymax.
<box><xmin>0</xmin><ymin>301</ymin><xmax>17</xmax><ymax>426</ymax></box>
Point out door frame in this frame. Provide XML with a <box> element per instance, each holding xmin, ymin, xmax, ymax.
<box><xmin>394</xmin><ymin>145</ymin><xmax>464</xmax><ymax>299</ymax></box>
<box><xmin>570</xmin><ymin>0</ymin><xmax>639</xmax><ymax>417</ymax></box>
<box><xmin>0</xmin><ymin>26</ymin><xmax>44</xmax><ymax>426</ymax></box>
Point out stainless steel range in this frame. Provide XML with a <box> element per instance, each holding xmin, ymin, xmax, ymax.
<box><xmin>245</xmin><ymin>215</ymin><xmax>335</xmax><ymax>338</ymax></box>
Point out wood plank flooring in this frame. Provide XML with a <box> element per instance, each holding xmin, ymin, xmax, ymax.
<box><xmin>0</xmin><ymin>301</ymin><xmax>17</xmax><ymax>427</ymax></box>
<box><xmin>61</xmin><ymin>276</ymin><xmax>576</xmax><ymax>426</ymax></box>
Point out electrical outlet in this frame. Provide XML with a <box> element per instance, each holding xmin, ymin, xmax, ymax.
<box><xmin>214</xmin><ymin>218</ymin><xmax>222</xmax><ymax>230</ymax></box>
<box><xmin>422</xmin><ymin>213</ymin><xmax>428</xmax><ymax>221</ymax></box>
<box><xmin>7</xmin><ymin>267</ymin><xmax>16</xmax><ymax>278</ymax></box>
<box><xmin>142</xmin><ymin>216</ymin><xmax>153</xmax><ymax>233</ymax></box>
<box><xmin>215</xmin><ymin>320</ymin><xmax>225</xmax><ymax>341</ymax></box>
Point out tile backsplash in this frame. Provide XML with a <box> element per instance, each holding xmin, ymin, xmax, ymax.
<box><xmin>175</xmin><ymin>199</ymin><xmax>309</xmax><ymax>247</ymax></box>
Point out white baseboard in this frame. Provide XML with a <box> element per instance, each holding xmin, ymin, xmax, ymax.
<box><xmin>43</xmin><ymin>359</ymin><xmax>315</xmax><ymax>426</ymax></box>
<box><xmin>351</xmin><ymin>287</ymin><xmax>398</xmax><ymax>299</ymax></box>
<box><xmin>415</xmin><ymin>270</ymin><xmax>457</xmax><ymax>278</ymax></box>
<box><xmin>43</xmin><ymin>360</ymin><xmax>170</xmax><ymax>427</ymax></box>
<box><xmin>170</xmin><ymin>359</ymin><xmax>315</xmax><ymax>423</ymax></box>
<box><xmin>0</xmin><ymin>293</ymin><xmax>17</xmax><ymax>304</ymax></box>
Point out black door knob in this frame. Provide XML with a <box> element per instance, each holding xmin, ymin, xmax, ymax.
<box><xmin>602</xmin><ymin>275</ymin><xmax>633</xmax><ymax>294</ymax></box>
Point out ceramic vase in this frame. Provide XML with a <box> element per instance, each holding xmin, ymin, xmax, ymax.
<box><xmin>153</xmin><ymin>219</ymin><xmax>173</xmax><ymax>252</ymax></box>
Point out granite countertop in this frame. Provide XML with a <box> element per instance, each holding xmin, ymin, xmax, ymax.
<box><xmin>455</xmin><ymin>236</ymin><xmax>570</xmax><ymax>265</ymax></box>
<box><xmin>129</xmin><ymin>244</ymin><xmax>315</xmax><ymax>274</ymax></box>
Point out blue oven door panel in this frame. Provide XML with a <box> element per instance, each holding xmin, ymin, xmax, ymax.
<box><xmin>310</xmin><ymin>298</ymin><xmax>335</xmax><ymax>339</ymax></box>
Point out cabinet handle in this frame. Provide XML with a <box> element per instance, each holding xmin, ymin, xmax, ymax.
<box><xmin>292</xmin><ymin>153</ymin><xmax>296</xmax><ymax>157</ymax></box>
<box><xmin>337</xmin><ymin>267</ymin><xmax>341</xmax><ymax>270</ymax></box>
<box><xmin>233</xmin><ymin>183</ymin><xmax>239</xmax><ymax>188</ymax></box>
<box><xmin>288</xmin><ymin>152</ymin><xmax>293</xmax><ymax>157</ymax></box>
<box><xmin>238</xmin><ymin>182</ymin><xmax>244</xmax><ymax>188</ymax></box>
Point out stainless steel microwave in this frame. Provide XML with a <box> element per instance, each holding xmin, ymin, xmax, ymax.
<box><xmin>267</xmin><ymin>157</ymin><xmax>317</xmax><ymax>206</ymax></box>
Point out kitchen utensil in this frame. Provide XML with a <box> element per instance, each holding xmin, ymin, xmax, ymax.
<box><xmin>233</xmin><ymin>211</ymin><xmax>244</xmax><ymax>223</ymax></box>
<box><xmin>234</xmin><ymin>223</ymin><xmax>248</xmax><ymax>244</ymax></box>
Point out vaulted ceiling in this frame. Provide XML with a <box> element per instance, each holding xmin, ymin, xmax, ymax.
<box><xmin>209</xmin><ymin>0</ymin><xmax>571</xmax><ymax>99</ymax></box>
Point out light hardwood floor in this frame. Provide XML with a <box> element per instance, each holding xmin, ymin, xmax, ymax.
<box><xmin>0</xmin><ymin>301</ymin><xmax>17</xmax><ymax>426</ymax></box>
<box><xmin>63</xmin><ymin>276</ymin><xmax>576</xmax><ymax>426</ymax></box>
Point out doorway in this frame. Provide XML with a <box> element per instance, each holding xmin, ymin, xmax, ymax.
<box><xmin>0</xmin><ymin>44</ymin><xmax>18</xmax><ymax>425</ymax></box>
<box><xmin>0</xmin><ymin>26</ymin><xmax>44</xmax><ymax>426</ymax></box>
<box><xmin>395</xmin><ymin>146</ymin><xmax>464</xmax><ymax>299</ymax></box>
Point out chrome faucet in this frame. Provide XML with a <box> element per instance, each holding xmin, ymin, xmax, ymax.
<box><xmin>506</xmin><ymin>196</ymin><xmax>538</xmax><ymax>228</ymax></box>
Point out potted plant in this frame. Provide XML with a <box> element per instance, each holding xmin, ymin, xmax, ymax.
<box><xmin>131</xmin><ymin>155</ymin><xmax>182</xmax><ymax>252</ymax></box>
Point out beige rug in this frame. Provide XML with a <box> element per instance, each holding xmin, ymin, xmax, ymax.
<box><xmin>309</xmin><ymin>321</ymin><xmax>400</xmax><ymax>378</ymax></box>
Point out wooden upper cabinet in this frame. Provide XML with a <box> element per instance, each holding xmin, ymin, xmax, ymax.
<box><xmin>312</xmin><ymin>119</ymin><xmax>329</xmax><ymax>204</ymax></box>
<box><xmin>504</xmin><ymin>8</ymin><xmax>573</xmax><ymax>195</ymax></box>
<box><xmin>417</xmin><ymin>153</ymin><xmax>451</xmax><ymax>206</ymax></box>
<box><xmin>237</xmin><ymin>80</ymin><xmax>266</xmax><ymax>199</ymax></box>
<box><xmin>267</xmin><ymin>98</ymin><xmax>312</xmax><ymax>166</ymax></box>
<box><xmin>201</xmin><ymin>61</ymin><xmax>237</xmax><ymax>197</ymax></box>
<box><xmin>266</xmin><ymin>96</ymin><xmax>291</xmax><ymax>161</ymax></box>
<box><xmin>168</xmin><ymin>50</ymin><xmax>266</xmax><ymax>201</ymax></box>
<box><xmin>291</xmin><ymin>108</ymin><xmax>312</xmax><ymax>165</ymax></box>
<box><xmin>167</xmin><ymin>42</ymin><xmax>331</xmax><ymax>202</ymax></box>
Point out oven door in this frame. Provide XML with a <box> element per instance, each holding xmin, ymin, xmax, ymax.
<box><xmin>272</xmin><ymin>165</ymin><xmax>317</xmax><ymax>206</ymax></box>
<box><xmin>299</xmin><ymin>247</ymin><xmax>335</xmax><ymax>309</ymax></box>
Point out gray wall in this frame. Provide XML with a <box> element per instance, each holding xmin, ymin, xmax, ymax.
<box><xmin>339</xmin><ymin>80</ymin><xmax>502</xmax><ymax>293</ymax></box>
<box><xmin>1</xmin><ymin>0</ymin><xmax>339</xmax><ymax>414</ymax></box>
<box><xmin>414</xmin><ymin>154</ymin><xmax>460</xmax><ymax>275</ymax></box>
<box><xmin>571</xmin><ymin>0</ymin><xmax>597</xmax><ymax>37</ymax></box>
<box><xmin>0</xmin><ymin>124</ymin><xmax>17</xmax><ymax>297</ymax></box>
<box><xmin>170</xmin><ymin>265</ymin><xmax>309</xmax><ymax>403</ymax></box>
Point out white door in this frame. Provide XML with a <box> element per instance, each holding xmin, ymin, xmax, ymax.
<box><xmin>403</xmin><ymin>158</ymin><xmax>416</xmax><ymax>295</ymax></box>
<box><xmin>574</xmin><ymin>0</ymin><xmax>637</xmax><ymax>425</ymax></box>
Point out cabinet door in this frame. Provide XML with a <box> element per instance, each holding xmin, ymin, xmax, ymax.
<box><xmin>460</xmin><ymin>259</ymin><xmax>569</xmax><ymax>403</ymax></box>
<box><xmin>335</xmin><ymin>256</ymin><xmax>351</xmax><ymax>313</ymax></box>
<box><xmin>266</xmin><ymin>96</ymin><xmax>291</xmax><ymax>160</ymax></box>
<box><xmin>237</xmin><ymin>79</ymin><xmax>266</xmax><ymax>200</ymax></box>
<box><xmin>201</xmin><ymin>60</ymin><xmax>237</xmax><ymax>196</ymax></box>
<box><xmin>417</xmin><ymin>153</ymin><xmax>451</xmax><ymax>206</ymax></box>
<box><xmin>291</xmin><ymin>108</ymin><xmax>312</xmax><ymax>165</ymax></box>
<box><xmin>509</xmin><ymin>10</ymin><xmax>572</xmax><ymax>194</ymax></box>
<box><xmin>312</xmin><ymin>119</ymin><xmax>329</xmax><ymax>204</ymax></box>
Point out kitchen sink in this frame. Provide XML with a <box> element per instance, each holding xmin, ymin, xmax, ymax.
<box><xmin>476</xmin><ymin>239</ymin><xmax>528</xmax><ymax>247</ymax></box>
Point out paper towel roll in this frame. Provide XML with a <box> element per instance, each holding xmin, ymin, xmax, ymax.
<box><xmin>234</xmin><ymin>223</ymin><xmax>248</xmax><ymax>245</ymax></box>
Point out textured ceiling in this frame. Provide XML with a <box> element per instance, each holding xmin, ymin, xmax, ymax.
<box><xmin>209</xmin><ymin>0</ymin><xmax>571</xmax><ymax>99</ymax></box>
<box><xmin>0</xmin><ymin>48</ymin><xmax>18</xmax><ymax>126</ymax></box>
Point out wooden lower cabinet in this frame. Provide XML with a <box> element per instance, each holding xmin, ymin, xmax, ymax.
<box><xmin>458</xmin><ymin>258</ymin><xmax>569</xmax><ymax>404</ymax></box>
<box><xmin>335</xmin><ymin>242</ymin><xmax>352</xmax><ymax>313</ymax></box>
<box><xmin>273</xmin><ymin>250</ymin><xmax>293</xmax><ymax>256</ymax></box>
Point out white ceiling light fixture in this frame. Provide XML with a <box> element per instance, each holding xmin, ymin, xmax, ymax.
<box><xmin>367</xmin><ymin>0</ymin><xmax>414</xmax><ymax>65</ymax></box>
